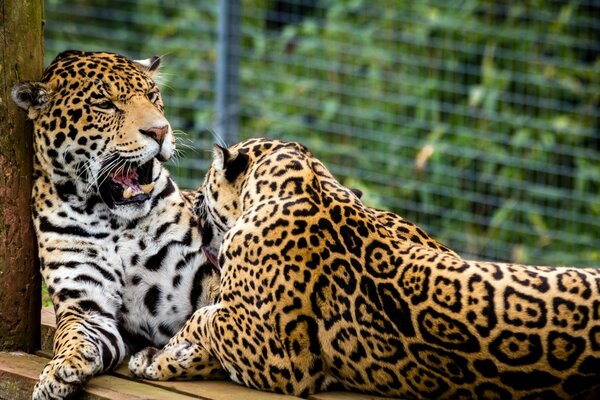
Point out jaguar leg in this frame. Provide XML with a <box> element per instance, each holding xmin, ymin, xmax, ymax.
<box><xmin>32</xmin><ymin>252</ymin><xmax>126</xmax><ymax>400</ymax></box>
<box><xmin>32</xmin><ymin>310</ymin><xmax>125</xmax><ymax>400</ymax></box>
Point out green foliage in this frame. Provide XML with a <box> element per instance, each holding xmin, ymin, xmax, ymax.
<box><xmin>41</xmin><ymin>282</ymin><xmax>52</xmax><ymax>308</ymax></box>
<box><xmin>45</xmin><ymin>1</ymin><xmax>600</xmax><ymax>266</ymax></box>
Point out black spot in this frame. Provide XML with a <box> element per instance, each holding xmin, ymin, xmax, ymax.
<box><xmin>590</xmin><ymin>326</ymin><xmax>600</xmax><ymax>351</ymax></box>
<box><xmin>144</xmin><ymin>285</ymin><xmax>161</xmax><ymax>316</ymax></box>
<box><xmin>579</xmin><ymin>355</ymin><xmax>600</xmax><ymax>375</ymax></box>
<box><xmin>522</xmin><ymin>391</ymin><xmax>563</xmax><ymax>400</ymax></box>
<box><xmin>145</xmin><ymin>246</ymin><xmax>169</xmax><ymax>271</ymax></box>
<box><xmin>201</xmin><ymin>222</ymin><xmax>214</xmax><ymax>247</ymax></box>
<box><xmin>74</xmin><ymin>274</ymin><xmax>101</xmax><ymax>286</ymax></box>
<box><xmin>552</xmin><ymin>297</ymin><xmax>589</xmax><ymax>330</ymax></box>
<box><xmin>489</xmin><ymin>330</ymin><xmax>543</xmax><ymax>366</ymax></box>
<box><xmin>173</xmin><ymin>275</ymin><xmax>182</xmax><ymax>287</ymax></box>
<box><xmin>363</xmin><ymin>239</ymin><xmax>396</xmax><ymax>278</ymax></box>
<box><xmin>409</xmin><ymin>343</ymin><xmax>475</xmax><ymax>384</ymax></box>
<box><xmin>503</xmin><ymin>287</ymin><xmax>547</xmax><ymax>328</ymax></box>
<box><xmin>548</xmin><ymin>331</ymin><xmax>585</xmax><ymax>370</ymax></box>
<box><xmin>68</xmin><ymin>108</ymin><xmax>83</xmax><ymax>123</ymax></box>
<box><xmin>339</xmin><ymin>225</ymin><xmax>363</xmax><ymax>257</ymax></box>
<box><xmin>151</xmin><ymin>178</ymin><xmax>176</xmax><ymax>208</ymax></box>
<box><xmin>190</xmin><ymin>265</ymin><xmax>216</xmax><ymax>308</ymax></box>
<box><xmin>473</xmin><ymin>359</ymin><xmax>498</xmax><ymax>378</ymax></box>
<box><xmin>54</xmin><ymin>181</ymin><xmax>76</xmax><ymax>201</ymax></box>
<box><xmin>284</xmin><ymin>315</ymin><xmax>320</xmax><ymax>356</ymax></box>
<box><xmin>474</xmin><ymin>382</ymin><xmax>511</xmax><ymax>400</ymax></box>
<box><xmin>378</xmin><ymin>281</ymin><xmax>415</xmax><ymax>337</ymax></box>
<box><xmin>404</xmin><ymin>361</ymin><xmax>450</xmax><ymax>398</ymax></box>
<box><xmin>330</xmin><ymin>258</ymin><xmax>357</xmax><ymax>294</ymax></box>
<box><xmin>417</xmin><ymin>307</ymin><xmax>480</xmax><ymax>352</ymax></box>
<box><xmin>466</xmin><ymin>275</ymin><xmax>496</xmax><ymax>337</ymax></box>
<box><xmin>158</xmin><ymin>323</ymin><xmax>176</xmax><ymax>338</ymax></box>
<box><xmin>79</xmin><ymin>300</ymin><xmax>104</xmax><ymax>314</ymax></box>
<box><xmin>39</xmin><ymin>216</ymin><xmax>109</xmax><ymax>239</ymax></box>
<box><xmin>225</xmin><ymin>151</ymin><xmax>250</xmax><ymax>182</ymax></box>
<box><xmin>563</xmin><ymin>374</ymin><xmax>600</xmax><ymax>396</ymax></box>
<box><xmin>500</xmin><ymin>370</ymin><xmax>560</xmax><ymax>391</ymax></box>
<box><xmin>53</xmin><ymin>132</ymin><xmax>66</xmax><ymax>148</ymax></box>
<box><xmin>56</xmin><ymin>288</ymin><xmax>82</xmax><ymax>302</ymax></box>
<box><xmin>46</xmin><ymin>148</ymin><xmax>58</xmax><ymax>160</ymax></box>
<box><xmin>310</xmin><ymin>275</ymin><xmax>331</xmax><ymax>319</ymax></box>
<box><xmin>329</xmin><ymin>205</ymin><xmax>342</xmax><ymax>223</ymax></box>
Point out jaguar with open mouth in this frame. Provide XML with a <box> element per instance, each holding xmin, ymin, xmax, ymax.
<box><xmin>98</xmin><ymin>157</ymin><xmax>157</xmax><ymax>208</ymax></box>
<box><xmin>13</xmin><ymin>50</ymin><xmax>221</xmax><ymax>400</ymax></box>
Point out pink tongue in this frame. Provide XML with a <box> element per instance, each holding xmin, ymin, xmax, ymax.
<box><xmin>113</xmin><ymin>169</ymin><xmax>142</xmax><ymax>193</ymax></box>
<box><xmin>202</xmin><ymin>247</ymin><xmax>220</xmax><ymax>270</ymax></box>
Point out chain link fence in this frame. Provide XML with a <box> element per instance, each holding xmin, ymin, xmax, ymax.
<box><xmin>45</xmin><ymin>0</ymin><xmax>600</xmax><ymax>266</ymax></box>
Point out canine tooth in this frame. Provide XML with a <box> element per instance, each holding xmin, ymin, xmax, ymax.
<box><xmin>123</xmin><ymin>187</ymin><xmax>133</xmax><ymax>199</ymax></box>
<box><xmin>140</xmin><ymin>182</ymin><xmax>155</xmax><ymax>194</ymax></box>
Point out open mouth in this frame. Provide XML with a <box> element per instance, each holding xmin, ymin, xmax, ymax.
<box><xmin>98</xmin><ymin>159</ymin><xmax>155</xmax><ymax>208</ymax></box>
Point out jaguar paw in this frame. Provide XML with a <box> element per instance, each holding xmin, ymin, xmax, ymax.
<box><xmin>32</xmin><ymin>345</ymin><xmax>101</xmax><ymax>400</ymax></box>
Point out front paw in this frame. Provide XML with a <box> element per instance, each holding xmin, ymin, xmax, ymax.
<box><xmin>128</xmin><ymin>346</ymin><xmax>161</xmax><ymax>379</ymax></box>
<box><xmin>32</xmin><ymin>344</ymin><xmax>101</xmax><ymax>400</ymax></box>
<box><xmin>129</xmin><ymin>342</ymin><xmax>225</xmax><ymax>381</ymax></box>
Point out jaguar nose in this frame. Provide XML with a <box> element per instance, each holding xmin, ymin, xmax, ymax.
<box><xmin>139</xmin><ymin>125</ymin><xmax>168</xmax><ymax>145</ymax></box>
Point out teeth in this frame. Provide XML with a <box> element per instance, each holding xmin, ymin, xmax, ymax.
<box><xmin>140</xmin><ymin>182</ymin><xmax>155</xmax><ymax>194</ymax></box>
<box><xmin>123</xmin><ymin>187</ymin><xmax>133</xmax><ymax>199</ymax></box>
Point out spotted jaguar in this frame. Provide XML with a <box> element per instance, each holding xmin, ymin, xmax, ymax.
<box><xmin>131</xmin><ymin>138</ymin><xmax>600</xmax><ymax>399</ymax></box>
<box><xmin>12</xmin><ymin>51</ymin><xmax>219</xmax><ymax>399</ymax></box>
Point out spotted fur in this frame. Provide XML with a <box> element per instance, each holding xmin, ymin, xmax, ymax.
<box><xmin>133</xmin><ymin>139</ymin><xmax>600</xmax><ymax>398</ymax></box>
<box><xmin>12</xmin><ymin>51</ymin><xmax>219</xmax><ymax>400</ymax></box>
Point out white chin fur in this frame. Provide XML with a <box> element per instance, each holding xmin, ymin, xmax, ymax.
<box><xmin>110</xmin><ymin>200</ymin><xmax>153</xmax><ymax>220</ymax></box>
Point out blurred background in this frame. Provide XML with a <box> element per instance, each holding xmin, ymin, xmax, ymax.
<box><xmin>45</xmin><ymin>0</ymin><xmax>600</xmax><ymax>266</ymax></box>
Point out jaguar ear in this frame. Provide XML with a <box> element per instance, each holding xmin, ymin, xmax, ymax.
<box><xmin>212</xmin><ymin>144</ymin><xmax>249</xmax><ymax>183</ymax></box>
<box><xmin>349</xmin><ymin>187</ymin><xmax>363</xmax><ymax>199</ymax></box>
<box><xmin>213</xmin><ymin>144</ymin><xmax>230</xmax><ymax>172</ymax></box>
<box><xmin>11</xmin><ymin>81</ymin><xmax>51</xmax><ymax>120</ymax></box>
<box><xmin>133</xmin><ymin>55</ymin><xmax>161</xmax><ymax>78</ymax></box>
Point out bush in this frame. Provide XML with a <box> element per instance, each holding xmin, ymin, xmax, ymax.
<box><xmin>45</xmin><ymin>0</ymin><xmax>600</xmax><ymax>266</ymax></box>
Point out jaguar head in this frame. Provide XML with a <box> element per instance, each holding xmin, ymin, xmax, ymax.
<box><xmin>12</xmin><ymin>50</ymin><xmax>175</xmax><ymax>219</ymax></box>
<box><xmin>197</xmin><ymin>143</ymin><xmax>250</xmax><ymax>262</ymax></box>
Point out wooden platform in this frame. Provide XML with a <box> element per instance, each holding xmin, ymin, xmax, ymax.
<box><xmin>0</xmin><ymin>308</ymin><xmax>393</xmax><ymax>400</ymax></box>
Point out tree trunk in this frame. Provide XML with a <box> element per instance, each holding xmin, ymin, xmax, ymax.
<box><xmin>0</xmin><ymin>0</ymin><xmax>44</xmax><ymax>352</ymax></box>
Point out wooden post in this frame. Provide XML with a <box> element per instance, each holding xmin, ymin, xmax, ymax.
<box><xmin>0</xmin><ymin>0</ymin><xmax>44</xmax><ymax>352</ymax></box>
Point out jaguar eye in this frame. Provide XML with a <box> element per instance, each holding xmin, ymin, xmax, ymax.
<box><xmin>147</xmin><ymin>91</ymin><xmax>159</xmax><ymax>103</ymax></box>
<box><xmin>94</xmin><ymin>100</ymin><xmax>115</xmax><ymax>110</ymax></box>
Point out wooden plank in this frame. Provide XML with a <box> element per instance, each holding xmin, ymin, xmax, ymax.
<box><xmin>0</xmin><ymin>352</ymin><xmax>41</xmax><ymax>400</ymax></box>
<box><xmin>85</xmin><ymin>375</ymin><xmax>204</xmax><ymax>400</ymax></box>
<box><xmin>0</xmin><ymin>352</ymin><xmax>199</xmax><ymax>400</ymax></box>
<box><xmin>41</xmin><ymin>307</ymin><xmax>55</xmax><ymax>328</ymax></box>
<box><xmin>309</xmin><ymin>392</ymin><xmax>397</xmax><ymax>400</ymax></box>
<box><xmin>40</xmin><ymin>307</ymin><xmax>55</xmax><ymax>353</ymax></box>
<box><xmin>114</xmin><ymin>364</ymin><xmax>301</xmax><ymax>400</ymax></box>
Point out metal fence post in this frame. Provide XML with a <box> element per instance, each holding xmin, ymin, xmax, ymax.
<box><xmin>215</xmin><ymin>0</ymin><xmax>241</xmax><ymax>146</ymax></box>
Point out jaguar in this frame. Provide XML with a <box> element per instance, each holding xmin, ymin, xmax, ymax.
<box><xmin>12</xmin><ymin>51</ymin><xmax>220</xmax><ymax>399</ymax></box>
<box><xmin>131</xmin><ymin>138</ymin><xmax>600</xmax><ymax>399</ymax></box>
